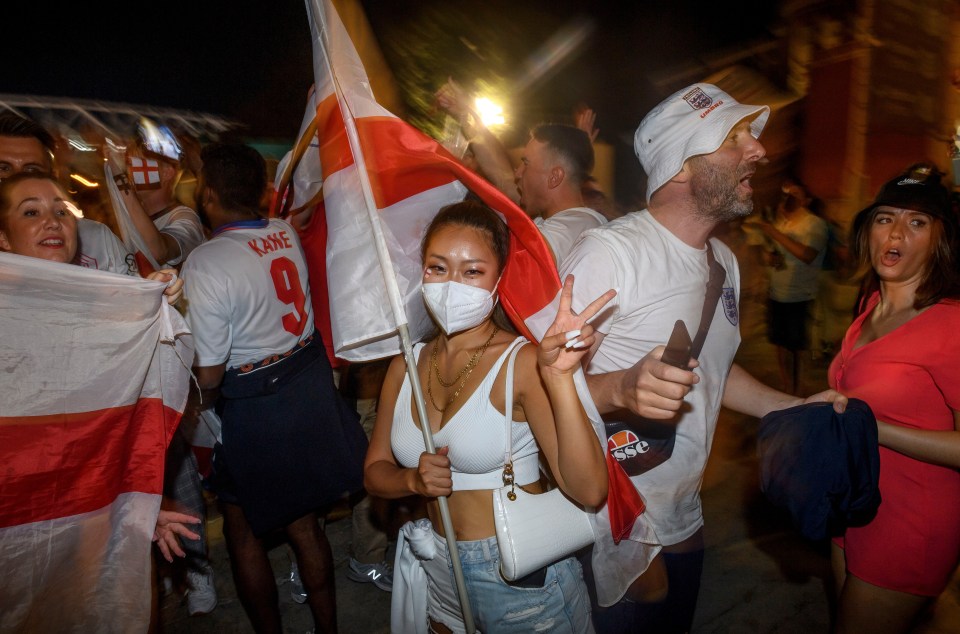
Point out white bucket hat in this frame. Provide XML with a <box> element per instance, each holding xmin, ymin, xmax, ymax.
<box><xmin>634</xmin><ymin>83</ymin><xmax>769</xmax><ymax>201</ymax></box>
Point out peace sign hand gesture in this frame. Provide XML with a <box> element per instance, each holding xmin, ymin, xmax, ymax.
<box><xmin>539</xmin><ymin>275</ymin><xmax>616</xmax><ymax>375</ymax></box>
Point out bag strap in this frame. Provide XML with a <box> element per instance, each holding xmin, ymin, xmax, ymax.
<box><xmin>500</xmin><ymin>339</ymin><xmax>526</xmax><ymax>498</ymax></box>
<box><xmin>689</xmin><ymin>243</ymin><xmax>727</xmax><ymax>360</ymax></box>
<box><xmin>502</xmin><ymin>340</ymin><xmax>526</xmax><ymax>464</ymax></box>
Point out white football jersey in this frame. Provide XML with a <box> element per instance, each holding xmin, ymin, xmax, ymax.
<box><xmin>182</xmin><ymin>217</ymin><xmax>314</xmax><ymax>369</ymax></box>
<box><xmin>152</xmin><ymin>205</ymin><xmax>205</xmax><ymax>266</ymax></box>
<box><xmin>76</xmin><ymin>218</ymin><xmax>137</xmax><ymax>276</ymax></box>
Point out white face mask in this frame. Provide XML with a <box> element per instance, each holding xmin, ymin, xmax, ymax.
<box><xmin>421</xmin><ymin>280</ymin><xmax>499</xmax><ymax>335</ymax></box>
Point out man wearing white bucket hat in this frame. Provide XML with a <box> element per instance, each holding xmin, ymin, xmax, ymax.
<box><xmin>560</xmin><ymin>84</ymin><xmax>847</xmax><ymax>632</ymax></box>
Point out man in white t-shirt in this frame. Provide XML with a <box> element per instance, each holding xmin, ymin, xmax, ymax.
<box><xmin>563</xmin><ymin>84</ymin><xmax>846</xmax><ymax>633</ymax></box>
<box><xmin>107</xmin><ymin>124</ymin><xmax>205</xmax><ymax>269</ymax></box>
<box><xmin>433</xmin><ymin>80</ymin><xmax>605</xmax><ymax>264</ymax></box>
<box><xmin>515</xmin><ymin>123</ymin><xmax>607</xmax><ymax>264</ymax></box>
<box><xmin>183</xmin><ymin>143</ymin><xmax>365</xmax><ymax>633</ymax></box>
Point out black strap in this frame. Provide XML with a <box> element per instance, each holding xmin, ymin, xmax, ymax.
<box><xmin>689</xmin><ymin>243</ymin><xmax>727</xmax><ymax>360</ymax></box>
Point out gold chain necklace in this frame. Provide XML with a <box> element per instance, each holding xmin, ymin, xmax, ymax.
<box><xmin>432</xmin><ymin>326</ymin><xmax>496</xmax><ymax>387</ymax></box>
<box><xmin>427</xmin><ymin>326</ymin><xmax>499</xmax><ymax>413</ymax></box>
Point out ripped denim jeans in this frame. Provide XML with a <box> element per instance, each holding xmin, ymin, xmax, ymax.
<box><xmin>422</xmin><ymin>527</ymin><xmax>594</xmax><ymax>633</ymax></box>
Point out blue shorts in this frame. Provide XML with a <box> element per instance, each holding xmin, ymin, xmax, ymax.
<box><xmin>422</xmin><ymin>530</ymin><xmax>594</xmax><ymax>633</ymax></box>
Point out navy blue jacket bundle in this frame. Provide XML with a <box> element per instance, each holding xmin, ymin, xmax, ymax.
<box><xmin>757</xmin><ymin>399</ymin><xmax>881</xmax><ymax>541</ymax></box>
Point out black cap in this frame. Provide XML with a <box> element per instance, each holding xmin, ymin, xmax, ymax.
<box><xmin>853</xmin><ymin>163</ymin><xmax>960</xmax><ymax>239</ymax></box>
<box><xmin>859</xmin><ymin>163</ymin><xmax>952</xmax><ymax>221</ymax></box>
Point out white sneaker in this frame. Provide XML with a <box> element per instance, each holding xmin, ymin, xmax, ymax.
<box><xmin>186</xmin><ymin>565</ymin><xmax>218</xmax><ymax>616</ymax></box>
<box><xmin>346</xmin><ymin>558</ymin><xmax>393</xmax><ymax>592</ymax></box>
<box><xmin>290</xmin><ymin>561</ymin><xmax>308</xmax><ymax>604</ymax></box>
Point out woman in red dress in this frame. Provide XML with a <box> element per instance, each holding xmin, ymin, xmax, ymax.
<box><xmin>829</xmin><ymin>163</ymin><xmax>960</xmax><ymax>633</ymax></box>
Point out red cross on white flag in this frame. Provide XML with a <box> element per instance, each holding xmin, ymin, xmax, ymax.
<box><xmin>128</xmin><ymin>156</ymin><xmax>161</xmax><ymax>190</ymax></box>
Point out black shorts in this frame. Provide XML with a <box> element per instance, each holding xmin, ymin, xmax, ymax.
<box><xmin>767</xmin><ymin>299</ymin><xmax>812</xmax><ymax>351</ymax></box>
<box><xmin>585</xmin><ymin>548</ymin><xmax>705</xmax><ymax>633</ymax></box>
<box><xmin>210</xmin><ymin>333</ymin><xmax>368</xmax><ymax>536</ymax></box>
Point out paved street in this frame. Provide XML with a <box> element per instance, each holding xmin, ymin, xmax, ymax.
<box><xmin>159</xmin><ymin>499</ymin><xmax>393</xmax><ymax>633</ymax></box>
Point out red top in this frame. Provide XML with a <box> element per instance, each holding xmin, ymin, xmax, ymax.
<box><xmin>829</xmin><ymin>293</ymin><xmax>960</xmax><ymax>595</ymax></box>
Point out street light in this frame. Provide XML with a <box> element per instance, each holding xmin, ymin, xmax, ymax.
<box><xmin>474</xmin><ymin>97</ymin><xmax>505</xmax><ymax>127</ymax></box>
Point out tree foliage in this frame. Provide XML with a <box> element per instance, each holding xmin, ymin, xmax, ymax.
<box><xmin>364</xmin><ymin>1</ymin><xmax>569</xmax><ymax>144</ymax></box>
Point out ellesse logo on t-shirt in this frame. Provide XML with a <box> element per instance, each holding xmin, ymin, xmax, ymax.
<box><xmin>607</xmin><ymin>429</ymin><xmax>650</xmax><ymax>462</ymax></box>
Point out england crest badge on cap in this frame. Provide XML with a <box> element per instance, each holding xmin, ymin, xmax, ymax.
<box><xmin>683</xmin><ymin>87</ymin><xmax>713</xmax><ymax>110</ymax></box>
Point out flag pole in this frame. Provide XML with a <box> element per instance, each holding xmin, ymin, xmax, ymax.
<box><xmin>308</xmin><ymin>2</ymin><xmax>476</xmax><ymax>631</ymax></box>
<box><xmin>270</xmin><ymin>111</ymin><xmax>321</xmax><ymax>219</ymax></box>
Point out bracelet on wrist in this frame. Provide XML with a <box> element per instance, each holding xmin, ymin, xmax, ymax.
<box><xmin>113</xmin><ymin>172</ymin><xmax>132</xmax><ymax>194</ymax></box>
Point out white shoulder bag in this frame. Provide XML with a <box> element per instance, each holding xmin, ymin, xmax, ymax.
<box><xmin>492</xmin><ymin>342</ymin><xmax>595</xmax><ymax>581</ymax></box>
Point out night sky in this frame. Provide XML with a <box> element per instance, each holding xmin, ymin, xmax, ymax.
<box><xmin>4</xmin><ymin>0</ymin><xmax>781</xmax><ymax>198</ymax></box>
<box><xmin>3</xmin><ymin>2</ymin><xmax>313</xmax><ymax>138</ymax></box>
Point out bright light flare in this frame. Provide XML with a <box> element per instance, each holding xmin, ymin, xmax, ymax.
<box><xmin>67</xmin><ymin>138</ymin><xmax>97</xmax><ymax>152</ymax></box>
<box><xmin>70</xmin><ymin>173</ymin><xmax>99</xmax><ymax>188</ymax></box>
<box><xmin>475</xmin><ymin>97</ymin><xmax>505</xmax><ymax>127</ymax></box>
<box><xmin>514</xmin><ymin>17</ymin><xmax>596</xmax><ymax>94</ymax></box>
<box><xmin>64</xmin><ymin>198</ymin><xmax>84</xmax><ymax>219</ymax></box>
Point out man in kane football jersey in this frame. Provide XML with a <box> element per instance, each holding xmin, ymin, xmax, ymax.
<box><xmin>182</xmin><ymin>142</ymin><xmax>366</xmax><ymax>633</ymax></box>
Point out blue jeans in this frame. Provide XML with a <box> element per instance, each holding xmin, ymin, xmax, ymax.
<box><xmin>425</xmin><ymin>531</ymin><xmax>594</xmax><ymax>633</ymax></box>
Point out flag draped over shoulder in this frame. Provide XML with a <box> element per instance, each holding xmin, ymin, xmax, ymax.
<box><xmin>279</xmin><ymin>0</ymin><xmax>656</xmax><ymax>604</ymax></box>
<box><xmin>0</xmin><ymin>253</ymin><xmax>194</xmax><ymax>632</ymax></box>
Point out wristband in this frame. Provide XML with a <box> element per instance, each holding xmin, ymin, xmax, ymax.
<box><xmin>113</xmin><ymin>171</ymin><xmax>132</xmax><ymax>194</ymax></box>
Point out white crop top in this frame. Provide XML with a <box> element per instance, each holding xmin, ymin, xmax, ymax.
<box><xmin>391</xmin><ymin>337</ymin><xmax>542</xmax><ymax>490</ymax></box>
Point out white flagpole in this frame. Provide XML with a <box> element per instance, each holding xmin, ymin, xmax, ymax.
<box><xmin>307</xmin><ymin>1</ymin><xmax>476</xmax><ymax>630</ymax></box>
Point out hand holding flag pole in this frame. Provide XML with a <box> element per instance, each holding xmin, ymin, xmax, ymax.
<box><xmin>288</xmin><ymin>0</ymin><xmax>649</xmax><ymax>621</ymax></box>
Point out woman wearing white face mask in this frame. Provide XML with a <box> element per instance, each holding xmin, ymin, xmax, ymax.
<box><xmin>364</xmin><ymin>200</ymin><xmax>614</xmax><ymax>633</ymax></box>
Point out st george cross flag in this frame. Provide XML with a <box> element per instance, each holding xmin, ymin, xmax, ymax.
<box><xmin>0</xmin><ymin>253</ymin><xmax>194</xmax><ymax>632</ymax></box>
<box><xmin>128</xmin><ymin>156</ymin><xmax>162</xmax><ymax>190</ymax></box>
<box><xmin>283</xmin><ymin>0</ymin><xmax>560</xmax><ymax>363</ymax></box>
<box><xmin>285</xmin><ymin>0</ymin><xmax>657</xmax><ymax>607</ymax></box>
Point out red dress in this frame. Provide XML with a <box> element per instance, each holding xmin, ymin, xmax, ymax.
<box><xmin>829</xmin><ymin>293</ymin><xmax>960</xmax><ymax>596</ymax></box>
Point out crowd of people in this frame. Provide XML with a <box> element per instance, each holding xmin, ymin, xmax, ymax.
<box><xmin>2</xmin><ymin>70</ymin><xmax>959</xmax><ymax>634</ymax></box>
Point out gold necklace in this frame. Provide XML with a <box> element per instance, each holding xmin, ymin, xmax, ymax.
<box><xmin>427</xmin><ymin>326</ymin><xmax>499</xmax><ymax>413</ymax></box>
<box><xmin>432</xmin><ymin>326</ymin><xmax>496</xmax><ymax>387</ymax></box>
